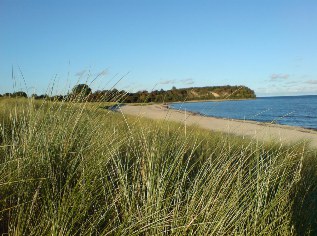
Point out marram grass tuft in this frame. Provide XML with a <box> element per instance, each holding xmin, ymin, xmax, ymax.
<box><xmin>0</xmin><ymin>97</ymin><xmax>316</xmax><ymax>235</ymax></box>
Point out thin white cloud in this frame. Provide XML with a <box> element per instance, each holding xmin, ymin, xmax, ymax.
<box><xmin>285</xmin><ymin>80</ymin><xmax>299</xmax><ymax>85</ymax></box>
<box><xmin>159</xmin><ymin>80</ymin><xmax>177</xmax><ymax>85</ymax></box>
<box><xmin>160</xmin><ymin>78</ymin><xmax>194</xmax><ymax>85</ymax></box>
<box><xmin>290</xmin><ymin>86</ymin><xmax>317</xmax><ymax>93</ymax></box>
<box><xmin>256</xmin><ymin>84</ymin><xmax>317</xmax><ymax>96</ymax></box>
<box><xmin>75</xmin><ymin>70</ymin><xmax>86</xmax><ymax>77</ymax></box>
<box><xmin>270</xmin><ymin>73</ymin><xmax>289</xmax><ymax>81</ymax></box>
<box><xmin>305</xmin><ymin>80</ymin><xmax>317</xmax><ymax>84</ymax></box>
<box><xmin>180</xmin><ymin>78</ymin><xmax>194</xmax><ymax>85</ymax></box>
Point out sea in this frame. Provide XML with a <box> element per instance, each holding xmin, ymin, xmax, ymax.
<box><xmin>169</xmin><ymin>95</ymin><xmax>317</xmax><ymax>130</ymax></box>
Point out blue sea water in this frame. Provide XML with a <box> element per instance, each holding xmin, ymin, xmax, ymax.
<box><xmin>170</xmin><ymin>95</ymin><xmax>317</xmax><ymax>130</ymax></box>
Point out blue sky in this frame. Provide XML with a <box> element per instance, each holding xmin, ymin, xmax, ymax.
<box><xmin>1</xmin><ymin>0</ymin><xmax>317</xmax><ymax>96</ymax></box>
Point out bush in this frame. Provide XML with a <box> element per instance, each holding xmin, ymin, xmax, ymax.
<box><xmin>12</xmin><ymin>91</ymin><xmax>28</xmax><ymax>98</ymax></box>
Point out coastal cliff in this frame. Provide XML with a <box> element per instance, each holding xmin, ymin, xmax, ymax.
<box><xmin>124</xmin><ymin>85</ymin><xmax>256</xmax><ymax>103</ymax></box>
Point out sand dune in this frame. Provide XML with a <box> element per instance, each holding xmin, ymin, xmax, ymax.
<box><xmin>120</xmin><ymin>104</ymin><xmax>317</xmax><ymax>148</ymax></box>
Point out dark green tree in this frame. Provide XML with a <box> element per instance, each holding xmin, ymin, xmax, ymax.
<box><xmin>72</xmin><ymin>84</ymin><xmax>92</xmax><ymax>96</ymax></box>
<box><xmin>12</xmin><ymin>91</ymin><xmax>27</xmax><ymax>98</ymax></box>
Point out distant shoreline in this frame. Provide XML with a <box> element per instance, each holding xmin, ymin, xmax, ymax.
<box><xmin>169</xmin><ymin>98</ymin><xmax>256</xmax><ymax>104</ymax></box>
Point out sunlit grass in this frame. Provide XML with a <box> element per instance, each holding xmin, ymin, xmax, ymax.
<box><xmin>0</xmin><ymin>97</ymin><xmax>316</xmax><ymax>235</ymax></box>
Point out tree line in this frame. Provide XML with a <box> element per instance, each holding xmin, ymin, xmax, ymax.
<box><xmin>0</xmin><ymin>84</ymin><xmax>256</xmax><ymax>103</ymax></box>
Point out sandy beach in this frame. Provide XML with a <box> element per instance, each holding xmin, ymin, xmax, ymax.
<box><xmin>120</xmin><ymin>104</ymin><xmax>317</xmax><ymax>148</ymax></box>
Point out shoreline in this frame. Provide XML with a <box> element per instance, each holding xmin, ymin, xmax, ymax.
<box><xmin>168</xmin><ymin>106</ymin><xmax>317</xmax><ymax>133</ymax></box>
<box><xmin>120</xmin><ymin>104</ymin><xmax>317</xmax><ymax>148</ymax></box>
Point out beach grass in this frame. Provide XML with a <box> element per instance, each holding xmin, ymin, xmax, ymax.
<box><xmin>0</xmin><ymin>97</ymin><xmax>316</xmax><ymax>235</ymax></box>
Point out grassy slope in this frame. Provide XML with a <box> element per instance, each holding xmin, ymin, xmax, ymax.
<box><xmin>0</xmin><ymin>97</ymin><xmax>316</xmax><ymax>235</ymax></box>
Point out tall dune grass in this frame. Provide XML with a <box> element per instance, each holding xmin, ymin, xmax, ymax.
<box><xmin>0</xmin><ymin>97</ymin><xmax>316</xmax><ymax>235</ymax></box>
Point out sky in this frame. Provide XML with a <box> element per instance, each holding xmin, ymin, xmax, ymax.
<box><xmin>1</xmin><ymin>0</ymin><xmax>317</xmax><ymax>96</ymax></box>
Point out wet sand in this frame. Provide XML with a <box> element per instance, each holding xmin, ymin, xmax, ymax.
<box><xmin>120</xmin><ymin>104</ymin><xmax>317</xmax><ymax>148</ymax></box>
